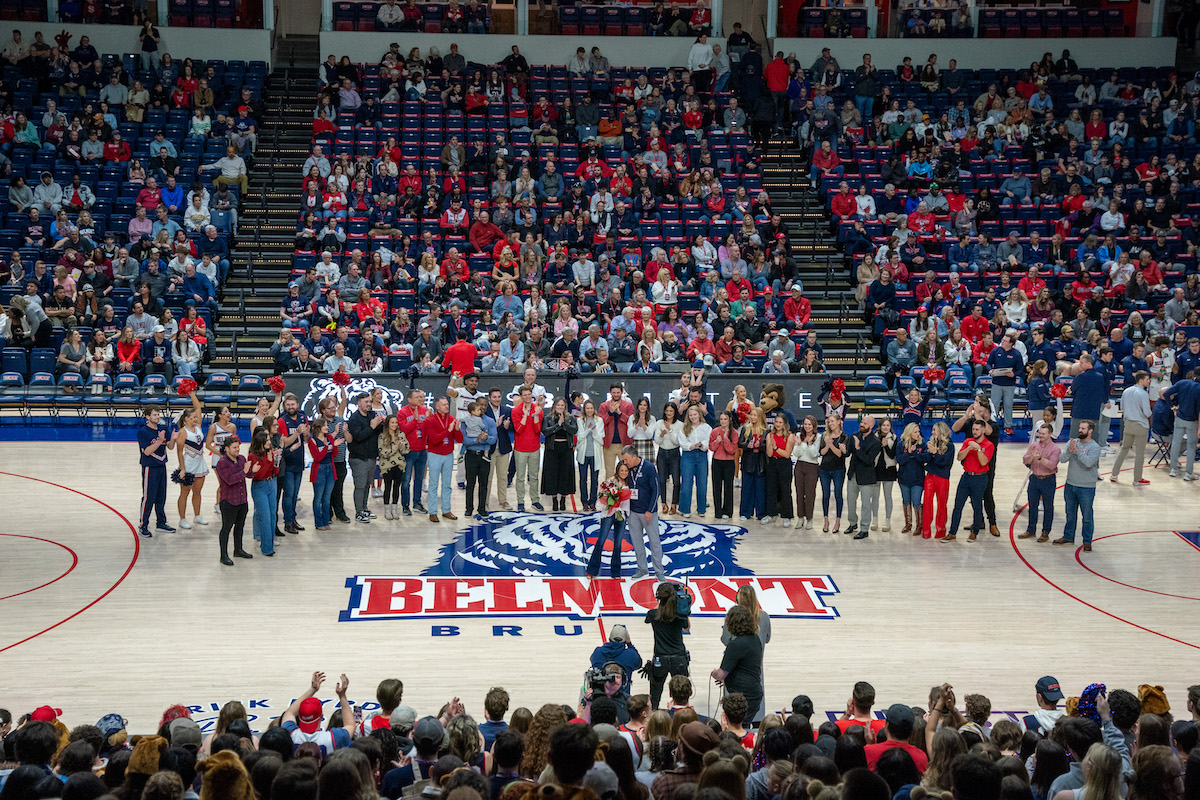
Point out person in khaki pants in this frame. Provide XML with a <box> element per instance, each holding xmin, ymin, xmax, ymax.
<box><xmin>1111</xmin><ymin>370</ymin><xmax>1152</xmax><ymax>485</ymax></box>
<box><xmin>600</xmin><ymin>383</ymin><xmax>634</xmax><ymax>479</ymax></box>
<box><xmin>485</xmin><ymin>387</ymin><xmax>513</xmax><ymax>511</ymax></box>
<box><xmin>511</xmin><ymin>386</ymin><xmax>545</xmax><ymax>511</ymax></box>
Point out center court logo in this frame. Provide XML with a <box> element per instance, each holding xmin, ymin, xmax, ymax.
<box><xmin>340</xmin><ymin>512</ymin><xmax>841</xmax><ymax>623</ymax></box>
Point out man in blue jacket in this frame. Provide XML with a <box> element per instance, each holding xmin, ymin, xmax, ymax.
<box><xmin>622</xmin><ymin>445</ymin><xmax>667</xmax><ymax>582</ymax></box>
<box><xmin>463</xmin><ymin>400</ymin><xmax>498</xmax><ymax>519</ymax></box>
<box><xmin>1160</xmin><ymin>369</ymin><xmax>1200</xmax><ymax>480</ymax></box>
<box><xmin>1068</xmin><ymin>352</ymin><xmax>1107</xmax><ymax>440</ymax></box>
<box><xmin>485</xmin><ymin>387</ymin><xmax>514</xmax><ymax>511</ymax></box>
<box><xmin>181</xmin><ymin>262</ymin><xmax>218</xmax><ymax>316</ymax></box>
<box><xmin>987</xmin><ymin>333</ymin><xmax>1024</xmax><ymax>435</ymax></box>
<box><xmin>198</xmin><ymin>225</ymin><xmax>231</xmax><ymax>285</ymax></box>
<box><xmin>589</xmin><ymin>623</ymin><xmax>643</xmax><ymax>685</ymax></box>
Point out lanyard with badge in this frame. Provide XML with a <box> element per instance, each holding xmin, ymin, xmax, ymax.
<box><xmin>630</xmin><ymin>460</ymin><xmax>643</xmax><ymax>502</ymax></box>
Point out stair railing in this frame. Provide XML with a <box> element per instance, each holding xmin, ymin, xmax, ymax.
<box><xmin>853</xmin><ymin>333</ymin><xmax>864</xmax><ymax>378</ymax></box>
<box><xmin>230</xmin><ymin>331</ymin><xmax>240</xmax><ymax>378</ymax></box>
<box><xmin>823</xmin><ymin>255</ymin><xmax>834</xmax><ymax>299</ymax></box>
<box><xmin>238</xmin><ymin>288</ymin><xmax>248</xmax><ymax>335</ymax></box>
<box><xmin>837</xmin><ymin>294</ymin><xmax>845</xmax><ymax>337</ymax></box>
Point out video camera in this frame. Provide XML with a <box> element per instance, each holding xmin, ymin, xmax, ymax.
<box><xmin>584</xmin><ymin>666</ymin><xmax>618</xmax><ymax>695</ymax></box>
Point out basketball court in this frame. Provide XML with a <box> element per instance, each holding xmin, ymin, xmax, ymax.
<box><xmin>2</xmin><ymin>440</ymin><xmax>1198</xmax><ymax>733</ymax></box>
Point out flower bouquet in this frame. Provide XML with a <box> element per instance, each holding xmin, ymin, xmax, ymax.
<box><xmin>599</xmin><ymin>477</ymin><xmax>632</xmax><ymax>520</ymax></box>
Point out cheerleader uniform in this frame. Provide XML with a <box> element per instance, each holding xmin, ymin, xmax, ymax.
<box><xmin>182</xmin><ymin>426</ymin><xmax>211</xmax><ymax>477</ymax></box>
<box><xmin>210</xmin><ymin>421</ymin><xmax>237</xmax><ymax>468</ymax></box>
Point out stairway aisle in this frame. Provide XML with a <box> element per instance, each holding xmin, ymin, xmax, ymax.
<box><xmin>762</xmin><ymin>142</ymin><xmax>872</xmax><ymax>394</ymax></box>
<box><xmin>210</xmin><ymin>35</ymin><xmax>322</xmax><ymax>376</ymax></box>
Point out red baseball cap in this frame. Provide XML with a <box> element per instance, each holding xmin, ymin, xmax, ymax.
<box><xmin>30</xmin><ymin>706</ymin><xmax>62</xmax><ymax>722</ymax></box>
<box><xmin>298</xmin><ymin>698</ymin><xmax>324</xmax><ymax>733</ymax></box>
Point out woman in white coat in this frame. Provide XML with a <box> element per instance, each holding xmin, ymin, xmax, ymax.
<box><xmin>575</xmin><ymin>400</ymin><xmax>607</xmax><ymax>512</ymax></box>
<box><xmin>652</xmin><ymin>401</ymin><xmax>684</xmax><ymax>516</ymax></box>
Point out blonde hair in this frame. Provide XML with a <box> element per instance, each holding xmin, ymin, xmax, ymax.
<box><xmin>928</xmin><ymin>421</ymin><xmax>951</xmax><ymax>454</ymax></box>
<box><xmin>901</xmin><ymin>422</ymin><xmax>924</xmax><ymax>449</ymax></box>
<box><xmin>748</xmin><ymin>406</ymin><xmax>767</xmax><ymax>436</ymax></box>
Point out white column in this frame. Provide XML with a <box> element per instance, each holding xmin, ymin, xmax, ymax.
<box><xmin>517</xmin><ymin>0</ymin><xmax>529</xmax><ymax>35</ymax></box>
<box><xmin>711</xmin><ymin>0</ymin><xmax>723</xmax><ymax>35</ymax></box>
<box><xmin>766</xmin><ymin>0</ymin><xmax>777</xmax><ymax>38</ymax></box>
<box><xmin>1149</xmin><ymin>0</ymin><xmax>1165</xmax><ymax>36</ymax></box>
<box><xmin>264</xmin><ymin>0</ymin><xmax>275</xmax><ymax>29</ymax></box>
<box><xmin>323</xmin><ymin>0</ymin><xmax>334</xmax><ymax>30</ymax></box>
<box><xmin>158</xmin><ymin>0</ymin><xmax>168</xmax><ymax>26</ymax></box>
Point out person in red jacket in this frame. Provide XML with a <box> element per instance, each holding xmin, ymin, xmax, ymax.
<box><xmin>440</xmin><ymin>198</ymin><xmax>468</xmax><ymax>233</ymax></box>
<box><xmin>575</xmin><ymin>155</ymin><xmax>612</xmax><ymax>184</ymax></box>
<box><xmin>397</xmin><ymin>164</ymin><xmax>422</xmax><ymax>196</ymax></box>
<box><xmin>440</xmin><ymin>247</ymin><xmax>469</xmax><ymax>281</ymax></box>
<box><xmin>809</xmin><ymin>140</ymin><xmax>843</xmax><ymax>181</ymax></box>
<box><xmin>422</xmin><ymin>395</ymin><xmax>462</xmax><ymax>523</ymax></box>
<box><xmin>397</xmin><ymin>389</ymin><xmax>429</xmax><ymax>515</ymax></box>
<box><xmin>511</xmin><ymin>385</ymin><xmax>545</xmax><ymax>511</ymax></box>
<box><xmin>468</xmin><ymin>211</ymin><xmax>504</xmax><ymax>253</ymax></box>
<box><xmin>442</xmin><ymin>329</ymin><xmax>478</xmax><ymax>376</ymax></box>
<box><xmin>103</xmin><ymin>131</ymin><xmax>132</xmax><ymax>163</ymax></box>
<box><xmin>783</xmin><ymin>285</ymin><xmax>812</xmax><ymax>327</ymax></box>
<box><xmin>599</xmin><ymin>383</ymin><xmax>634</xmax><ymax>479</ymax></box>
<box><xmin>830</xmin><ymin>181</ymin><xmax>856</xmax><ymax>220</ymax></box>
<box><xmin>960</xmin><ymin>304</ymin><xmax>991</xmax><ymax>344</ymax></box>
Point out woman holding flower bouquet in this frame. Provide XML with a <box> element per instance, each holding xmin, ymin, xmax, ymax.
<box><xmin>586</xmin><ymin>462</ymin><xmax>632</xmax><ymax>578</ymax></box>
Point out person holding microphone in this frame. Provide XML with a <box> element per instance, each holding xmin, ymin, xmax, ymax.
<box><xmin>137</xmin><ymin>406</ymin><xmax>178</xmax><ymax>538</ymax></box>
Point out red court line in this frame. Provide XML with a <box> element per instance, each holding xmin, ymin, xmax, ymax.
<box><xmin>0</xmin><ymin>534</ymin><xmax>79</xmax><ymax>601</ymax></box>
<box><xmin>1174</xmin><ymin>531</ymin><xmax>1200</xmax><ymax>554</ymax></box>
<box><xmin>1008</xmin><ymin>486</ymin><xmax>1200</xmax><ymax>651</ymax></box>
<box><xmin>1072</xmin><ymin>531</ymin><xmax>1200</xmax><ymax>602</ymax></box>
<box><xmin>0</xmin><ymin>472</ymin><xmax>140</xmax><ymax>653</ymax></box>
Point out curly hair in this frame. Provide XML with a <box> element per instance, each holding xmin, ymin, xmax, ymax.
<box><xmin>446</xmin><ymin>714</ymin><xmax>483</xmax><ymax>766</ymax></box>
<box><xmin>520</xmin><ymin>703</ymin><xmax>569</xmax><ymax>778</ymax></box>
<box><xmin>725</xmin><ymin>605</ymin><xmax>757</xmax><ymax>638</ymax></box>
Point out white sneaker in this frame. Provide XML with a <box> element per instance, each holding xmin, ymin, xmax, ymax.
<box><xmin>734</xmin><ymin>477</ymin><xmax>742</xmax><ymax>488</ymax></box>
<box><xmin>760</xmin><ymin>516</ymin><xmax>773</xmax><ymax>526</ymax></box>
<box><xmin>371</xmin><ymin>488</ymin><xmax>383</xmax><ymax>498</ymax></box>
<box><xmin>213</xmin><ymin>502</ymin><xmax>220</xmax><ymax>514</ymax></box>
<box><xmin>193</xmin><ymin>515</ymin><xmax>209</xmax><ymax>526</ymax></box>
<box><xmin>882</xmin><ymin>519</ymin><xmax>890</xmax><ymax>532</ymax></box>
<box><xmin>1170</xmin><ymin>469</ymin><xmax>1179</xmax><ymax>477</ymax></box>
<box><xmin>1186</xmin><ymin>473</ymin><xmax>1199</xmax><ymax>482</ymax></box>
<box><xmin>806</xmin><ymin>518</ymin><xmax>814</xmax><ymax>530</ymax></box>
<box><xmin>783</xmin><ymin>520</ymin><xmax>792</xmax><ymax>528</ymax></box>
<box><xmin>738</xmin><ymin>516</ymin><xmax>748</xmax><ymax>522</ymax></box>
<box><xmin>682</xmin><ymin>513</ymin><xmax>692</xmax><ymax>519</ymax></box>
<box><xmin>179</xmin><ymin>519</ymin><xmax>192</xmax><ymax>529</ymax></box>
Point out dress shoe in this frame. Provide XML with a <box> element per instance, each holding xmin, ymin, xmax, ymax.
<box><xmin>234</xmin><ymin>550</ymin><xmax>253</xmax><ymax>559</ymax></box>
<box><xmin>1052</xmin><ymin>537</ymin><xmax>1073</xmax><ymax>546</ymax></box>
<box><xmin>1018</xmin><ymin>531</ymin><xmax>1035</xmax><ymax>539</ymax></box>
<box><xmin>443</xmin><ymin>512</ymin><xmax>458</xmax><ymax>521</ymax></box>
<box><xmin>430</xmin><ymin>514</ymin><xmax>440</xmax><ymax>523</ymax></box>
<box><xmin>220</xmin><ymin>555</ymin><xmax>234</xmax><ymax>566</ymax></box>
<box><xmin>989</xmin><ymin>524</ymin><xmax>1000</xmax><ymax>537</ymax></box>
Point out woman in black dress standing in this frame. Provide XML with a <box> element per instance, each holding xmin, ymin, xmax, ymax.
<box><xmin>644</xmin><ymin>582</ymin><xmax>690</xmax><ymax>710</ymax></box>
<box><xmin>541</xmin><ymin>397</ymin><xmax>579</xmax><ymax>511</ymax></box>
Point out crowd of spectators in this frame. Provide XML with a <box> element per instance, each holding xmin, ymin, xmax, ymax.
<box><xmin>274</xmin><ymin>40</ymin><xmax>831</xmax><ymax>379</ymax></box>
<box><xmin>0</xmin><ymin>34</ymin><xmax>260</xmax><ymax>388</ymax></box>
<box><xmin>0</xmin><ymin>675</ymin><xmax>1196</xmax><ymax>800</ymax></box>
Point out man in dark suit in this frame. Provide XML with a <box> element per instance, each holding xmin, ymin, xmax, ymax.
<box><xmin>850</xmin><ymin>415</ymin><xmax>881</xmax><ymax>540</ymax></box>
<box><xmin>485</xmin><ymin>387</ymin><xmax>514</xmax><ymax>511</ymax></box>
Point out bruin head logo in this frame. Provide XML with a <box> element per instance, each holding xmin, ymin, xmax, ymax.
<box><xmin>301</xmin><ymin>377</ymin><xmax>407</xmax><ymax>419</ymax></box>
<box><xmin>424</xmin><ymin>512</ymin><xmax>752</xmax><ymax>578</ymax></box>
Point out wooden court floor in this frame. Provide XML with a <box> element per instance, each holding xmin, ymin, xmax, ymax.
<box><xmin>1</xmin><ymin>441</ymin><xmax>1198</xmax><ymax>734</ymax></box>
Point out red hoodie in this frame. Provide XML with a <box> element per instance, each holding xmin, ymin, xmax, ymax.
<box><xmin>511</xmin><ymin>401</ymin><xmax>544</xmax><ymax>453</ymax></box>
<box><xmin>398</xmin><ymin>403</ymin><xmax>430</xmax><ymax>451</ymax></box>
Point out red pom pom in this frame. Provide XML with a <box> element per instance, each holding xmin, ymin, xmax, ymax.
<box><xmin>176</xmin><ymin>378</ymin><xmax>198</xmax><ymax>397</ymax></box>
<box><xmin>1050</xmin><ymin>383</ymin><xmax>1068</xmax><ymax>399</ymax></box>
<box><xmin>924</xmin><ymin>368</ymin><xmax>945</xmax><ymax>383</ymax></box>
<box><xmin>331</xmin><ymin>370</ymin><xmax>352</xmax><ymax>386</ymax></box>
<box><xmin>832</xmin><ymin>379</ymin><xmax>846</xmax><ymax>393</ymax></box>
<box><xmin>266</xmin><ymin>375</ymin><xmax>286</xmax><ymax>394</ymax></box>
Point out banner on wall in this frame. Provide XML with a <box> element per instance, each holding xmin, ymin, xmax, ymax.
<box><xmin>280</xmin><ymin>373</ymin><xmax>830</xmax><ymax>422</ymax></box>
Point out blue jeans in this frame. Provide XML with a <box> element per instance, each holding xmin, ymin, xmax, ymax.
<box><xmin>854</xmin><ymin>94</ymin><xmax>873</xmax><ymax>122</ymax></box>
<box><xmin>579</xmin><ymin>456</ymin><xmax>598</xmax><ymax>507</ymax></box>
<box><xmin>948</xmin><ymin>472</ymin><xmax>988</xmax><ymax>534</ymax></box>
<box><xmin>281</xmin><ymin>468</ymin><xmax>303</xmax><ymax>526</ymax></box>
<box><xmin>402</xmin><ymin>449</ymin><xmax>427</xmax><ymax>508</ymax></box>
<box><xmin>819</xmin><ymin>468</ymin><xmax>845</xmax><ymax>517</ymax></box>
<box><xmin>251</xmin><ymin>478</ymin><xmax>276</xmax><ymax>555</ymax></box>
<box><xmin>1061</xmin><ymin>483</ymin><xmax>1095</xmax><ymax>545</ymax></box>
<box><xmin>899</xmin><ymin>481</ymin><xmax>923</xmax><ymax>507</ymax></box>
<box><xmin>679</xmin><ymin>449</ymin><xmax>709</xmax><ymax>514</ymax></box>
<box><xmin>1026</xmin><ymin>474</ymin><xmax>1056</xmax><ymax>533</ymax></box>
<box><xmin>739</xmin><ymin>471</ymin><xmax>765</xmax><ymax>518</ymax></box>
<box><xmin>427</xmin><ymin>452</ymin><xmax>454</xmax><ymax>514</ymax></box>
<box><xmin>312</xmin><ymin>461</ymin><xmax>334</xmax><ymax>527</ymax></box>
<box><xmin>587</xmin><ymin>513</ymin><xmax>628</xmax><ymax>577</ymax></box>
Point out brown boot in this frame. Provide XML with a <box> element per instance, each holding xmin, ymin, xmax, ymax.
<box><xmin>913</xmin><ymin>508</ymin><xmax>923</xmax><ymax>537</ymax></box>
<box><xmin>901</xmin><ymin>506</ymin><xmax>912</xmax><ymax>534</ymax></box>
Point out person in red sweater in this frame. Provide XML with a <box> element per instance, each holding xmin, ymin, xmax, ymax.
<box><xmin>575</xmin><ymin>156</ymin><xmax>612</xmax><ymax>183</ymax></box>
<box><xmin>971</xmin><ymin>332</ymin><xmax>997</xmax><ymax>379</ymax></box>
<box><xmin>442</xmin><ymin>329</ymin><xmax>478</xmax><ymax>375</ymax></box>
<box><xmin>913</xmin><ymin>271</ymin><xmax>939</xmax><ymax>307</ymax></box>
<box><xmin>440</xmin><ymin>248</ymin><xmax>469</xmax><ymax>281</ymax></box>
<box><xmin>468</xmin><ymin>211</ymin><xmax>504</xmax><ymax>253</ymax></box>
<box><xmin>422</xmin><ymin>396</ymin><xmax>462</xmax><ymax>523</ymax></box>
<box><xmin>1017</xmin><ymin>266</ymin><xmax>1046</xmax><ymax>298</ymax></box>
<box><xmin>809</xmin><ymin>140</ymin><xmax>843</xmax><ymax>181</ymax></box>
<box><xmin>103</xmin><ymin>131</ymin><xmax>132</xmax><ymax>163</ymax></box>
<box><xmin>864</xmin><ymin>705</ymin><xmax>929</xmax><ymax>773</ymax></box>
<box><xmin>687</xmin><ymin>327</ymin><xmax>717</xmax><ymax>362</ymax></box>
<box><xmin>397</xmin><ymin>389</ymin><xmax>430</xmax><ymax>515</ymax></box>
<box><xmin>960</xmin><ymin>304</ymin><xmax>990</xmax><ymax>344</ymax></box>
<box><xmin>440</xmin><ymin>198</ymin><xmax>468</xmax><ymax>234</ymax></box>
<box><xmin>397</xmin><ymin>164</ymin><xmax>422</xmax><ymax>196</ymax></box>
<box><xmin>599</xmin><ymin>384</ymin><xmax>634</xmax><ymax>479</ymax></box>
<box><xmin>783</xmin><ymin>286</ymin><xmax>811</xmax><ymax>327</ymax></box>
<box><xmin>511</xmin><ymin>385</ymin><xmax>544</xmax><ymax>511</ymax></box>
<box><xmin>830</xmin><ymin>182</ymin><xmax>855</xmax><ymax>220</ymax></box>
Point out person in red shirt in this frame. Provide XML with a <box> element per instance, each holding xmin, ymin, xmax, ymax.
<box><xmin>864</xmin><ymin>705</ymin><xmax>929</xmax><ymax>773</ymax></box>
<box><xmin>810</xmin><ymin>140</ymin><xmax>843</xmax><ymax>181</ymax></box>
<box><xmin>830</xmin><ymin>182</ymin><xmax>856</xmax><ymax>220</ymax></box>
<box><xmin>913</xmin><ymin>271</ymin><xmax>938</xmax><ymax>307</ymax></box>
<box><xmin>1017</xmin><ymin>266</ymin><xmax>1047</xmax><ymax>298</ymax></box>
<box><xmin>422</xmin><ymin>395</ymin><xmax>462</xmax><ymax>522</ymax></box>
<box><xmin>440</xmin><ymin>247</ymin><xmax>469</xmax><ymax>281</ymax></box>
<box><xmin>719</xmin><ymin>694</ymin><xmax>755</xmax><ymax>750</ymax></box>
<box><xmin>783</xmin><ymin>286</ymin><xmax>811</xmax><ymax>327</ymax></box>
<box><xmin>971</xmin><ymin>332</ymin><xmax>996</xmax><ymax>378</ymax></box>
<box><xmin>960</xmin><ymin>305</ymin><xmax>991</xmax><ymax>344</ymax></box>
<box><xmin>396</xmin><ymin>164</ymin><xmax>422</xmax><ymax>196</ymax></box>
<box><xmin>511</xmin><ymin>385</ymin><xmax>545</xmax><ymax>511</ymax></box>
<box><xmin>835</xmin><ymin>682</ymin><xmax>888</xmax><ymax>736</ymax></box>
<box><xmin>575</xmin><ymin>156</ymin><xmax>612</xmax><ymax>183</ymax></box>
<box><xmin>441</xmin><ymin>328</ymin><xmax>478</xmax><ymax>375</ymax></box>
<box><xmin>397</xmin><ymin>389</ymin><xmax>430</xmax><ymax>515</ymax></box>
<box><xmin>944</xmin><ymin>416</ymin><xmax>994</xmax><ymax>542</ymax></box>
<box><xmin>103</xmin><ymin>131</ymin><xmax>131</xmax><ymax>163</ymax></box>
<box><xmin>440</xmin><ymin>198</ymin><xmax>468</xmax><ymax>233</ymax></box>
<box><xmin>725</xmin><ymin>274</ymin><xmax>752</xmax><ymax>301</ymax></box>
<box><xmin>942</xmin><ymin>275</ymin><xmax>971</xmax><ymax>308</ymax></box>
<box><xmin>763</xmin><ymin>53</ymin><xmax>789</xmax><ymax>94</ymax></box>
<box><xmin>687</xmin><ymin>327</ymin><xmax>717</xmax><ymax>362</ymax></box>
<box><xmin>599</xmin><ymin>383</ymin><xmax>634</xmax><ymax>479</ymax></box>
<box><xmin>136</xmin><ymin>178</ymin><xmax>162</xmax><ymax>210</ymax></box>
<box><xmin>468</xmin><ymin>210</ymin><xmax>505</xmax><ymax>253</ymax></box>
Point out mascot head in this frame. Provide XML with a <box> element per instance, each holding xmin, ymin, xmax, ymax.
<box><xmin>760</xmin><ymin>383</ymin><xmax>785</xmax><ymax>413</ymax></box>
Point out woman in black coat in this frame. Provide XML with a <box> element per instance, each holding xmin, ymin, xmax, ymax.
<box><xmin>541</xmin><ymin>397</ymin><xmax>579</xmax><ymax>511</ymax></box>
